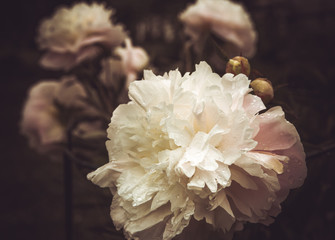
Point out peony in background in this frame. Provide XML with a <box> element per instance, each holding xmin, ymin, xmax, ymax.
<box><xmin>1</xmin><ymin>0</ymin><xmax>335</xmax><ymax>240</ymax></box>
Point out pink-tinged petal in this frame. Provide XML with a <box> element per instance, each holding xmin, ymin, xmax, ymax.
<box><xmin>114</xmin><ymin>38</ymin><xmax>149</xmax><ymax>77</ymax></box>
<box><xmin>42</xmin><ymin>46</ymin><xmax>102</xmax><ymax>71</ymax></box>
<box><xmin>76</xmin><ymin>26</ymin><xmax>126</xmax><ymax>50</ymax></box>
<box><xmin>253</xmin><ymin>106</ymin><xmax>299</xmax><ymax>151</ymax></box>
<box><xmin>75</xmin><ymin>45</ymin><xmax>102</xmax><ymax>64</ymax></box>
<box><xmin>226</xmin><ymin>179</ymin><xmax>276</xmax><ymax>221</ymax></box>
<box><xmin>40</xmin><ymin>51</ymin><xmax>76</xmax><ymax>70</ymax></box>
<box><xmin>20</xmin><ymin>81</ymin><xmax>65</xmax><ymax>153</ymax></box>
<box><xmin>243</xmin><ymin>94</ymin><xmax>265</xmax><ymax>117</ymax></box>
<box><xmin>274</xmin><ymin>140</ymin><xmax>307</xmax><ymax>190</ymax></box>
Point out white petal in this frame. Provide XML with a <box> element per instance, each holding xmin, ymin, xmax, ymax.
<box><xmin>129</xmin><ymin>79</ymin><xmax>170</xmax><ymax>110</ymax></box>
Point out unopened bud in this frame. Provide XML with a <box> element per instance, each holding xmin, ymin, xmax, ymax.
<box><xmin>226</xmin><ymin>56</ymin><xmax>251</xmax><ymax>77</ymax></box>
<box><xmin>250</xmin><ymin>78</ymin><xmax>274</xmax><ymax>104</ymax></box>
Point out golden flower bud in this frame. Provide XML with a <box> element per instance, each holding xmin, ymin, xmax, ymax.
<box><xmin>225</xmin><ymin>56</ymin><xmax>251</xmax><ymax>77</ymax></box>
<box><xmin>250</xmin><ymin>78</ymin><xmax>274</xmax><ymax>104</ymax></box>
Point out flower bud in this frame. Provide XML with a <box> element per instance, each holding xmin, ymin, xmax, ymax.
<box><xmin>250</xmin><ymin>78</ymin><xmax>274</xmax><ymax>104</ymax></box>
<box><xmin>225</xmin><ymin>56</ymin><xmax>251</xmax><ymax>77</ymax></box>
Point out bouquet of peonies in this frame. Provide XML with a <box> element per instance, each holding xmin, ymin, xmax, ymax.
<box><xmin>20</xmin><ymin>0</ymin><xmax>307</xmax><ymax>239</ymax></box>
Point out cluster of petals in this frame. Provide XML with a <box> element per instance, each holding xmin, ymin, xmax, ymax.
<box><xmin>180</xmin><ymin>0</ymin><xmax>257</xmax><ymax>58</ymax></box>
<box><xmin>88</xmin><ymin>62</ymin><xmax>306</xmax><ymax>239</ymax></box>
<box><xmin>37</xmin><ymin>2</ymin><xmax>126</xmax><ymax>70</ymax></box>
<box><xmin>20</xmin><ymin>76</ymin><xmax>99</xmax><ymax>154</ymax></box>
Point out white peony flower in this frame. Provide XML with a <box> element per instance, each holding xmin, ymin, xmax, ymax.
<box><xmin>37</xmin><ymin>2</ymin><xmax>126</xmax><ymax>70</ymax></box>
<box><xmin>180</xmin><ymin>0</ymin><xmax>257</xmax><ymax>58</ymax></box>
<box><xmin>88</xmin><ymin>62</ymin><xmax>306</xmax><ymax>239</ymax></box>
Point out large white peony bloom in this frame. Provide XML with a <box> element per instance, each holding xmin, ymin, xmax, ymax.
<box><xmin>88</xmin><ymin>62</ymin><xmax>306</xmax><ymax>239</ymax></box>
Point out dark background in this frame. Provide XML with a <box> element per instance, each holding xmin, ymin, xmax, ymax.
<box><xmin>1</xmin><ymin>0</ymin><xmax>335</xmax><ymax>239</ymax></box>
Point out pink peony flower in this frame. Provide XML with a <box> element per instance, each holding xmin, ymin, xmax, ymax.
<box><xmin>88</xmin><ymin>62</ymin><xmax>306</xmax><ymax>239</ymax></box>
<box><xmin>114</xmin><ymin>38</ymin><xmax>149</xmax><ymax>88</ymax></box>
<box><xmin>180</xmin><ymin>0</ymin><xmax>257</xmax><ymax>58</ymax></box>
<box><xmin>21</xmin><ymin>81</ymin><xmax>64</xmax><ymax>154</ymax></box>
<box><xmin>21</xmin><ymin>76</ymin><xmax>100</xmax><ymax>154</ymax></box>
<box><xmin>37</xmin><ymin>3</ymin><xmax>126</xmax><ymax>70</ymax></box>
<box><xmin>99</xmin><ymin>39</ymin><xmax>149</xmax><ymax>103</ymax></box>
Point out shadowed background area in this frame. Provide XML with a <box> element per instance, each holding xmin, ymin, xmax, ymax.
<box><xmin>1</xmin><ymin>0</ymin><xmax>335</xmax><ymax>239</ymax></box>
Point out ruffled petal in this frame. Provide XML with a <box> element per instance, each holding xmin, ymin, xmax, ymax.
<box><xmin>253</xmin><ymin>106</ymin><xmax>299</xmax><ymax>151</ymax></box>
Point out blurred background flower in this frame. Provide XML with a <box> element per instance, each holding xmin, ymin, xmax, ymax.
<box><xmin>37</xmin><ymin>2</ymin><xmax>126</xmax><ymax>70</ymax></box>
<box><xmin>114</xmin><ymin>38</ymin><xmax>149</xmax><ymax>87</ymax></box>
<box><xmin>20</xmin><ymin>80</ymin><xmax>65</xmax><ymax>155</ymax></box>
<box><xmin>180</xmin><ymin>0</ymin><xmax>257</xmax><ymax>58</ymax></box>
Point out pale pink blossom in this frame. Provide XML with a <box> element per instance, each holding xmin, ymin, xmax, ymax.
<box><xmin>99</xmin><ymin>39</ymin><xmax>149</xmax><ymax>103</ymax></box>
<box><xmin>88</xmin><ymin>62</ymin><xmax>306</xmax><ymax>239</ymax></box>
<box><xmin>21</xmin><ymin>81</ymin><xmax>64</xmax><ymax>154</ymax></box>
<box><xmin>114</xmin><ymin>38</ymin><xmax>149</xmax><ymax>88</ymax></box>
<box><xmin>21</xmin><ymin>76</ymin><xmax>100</xmax><ymax>154</ymax></box>
<box><xmin>180</xmin><ymin>0</ymin><xmax>257</xmax><ymax>58</ymax></box>
<box><xmin>37</xmin><ymin>3</ymin><xmax>126</xmax><ymax>70</ymax></box>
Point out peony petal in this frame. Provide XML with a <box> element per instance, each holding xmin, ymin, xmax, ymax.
<box><xmin>274</xmin><ymin>141</ymin><xmax>307</xmax><ymax>190</ymax></box>
<box><xmin>124</xmin><ymin>204</ymin><xmax>171</xmax><ymax>234</ymax></box>
<box><xmin>243</xmin><ymin>94</ymin><xmax>266</xmax><ymax>117</ymax></box>
<box><xmin>246</xmin><ymin>151</ymin><xmax>287</xmax><ymax>174</ymax></box>
<box><xmin>40</xmin><ymin>51</ymin><xmax>76</xmax><ymax>70</ymax></box>
<box><xmin>163</xmin><ymin>201</ymin><xmax>195</xmax><ymax>240</ymax></box>
<box><xmin>129</xmin><ymin>79</ymin><xmax>170</xmax><ymax>110</ymax></box>
<box><xmin>87</xmin><ymin>162</ymin><xmax>119</xmax><ymax>188</ymax></box>
<box><xmin>230</xmin><ymin>166</ymin><xmax>258</xmax><ymax>190</ymax></box>
<box><xmin>75</xmin><ymin>45</ymin><xmax>102</xmax><ymax>64</ymax></box>
<box><xmin>209</xmin><ymin>190</ymin><xmax>234</xmax><ymax>218</ymax></box>
<box><xmin>253</xmin><ymin>106</ymin><xmax>299</xmax><ymax>151</ymax></box>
